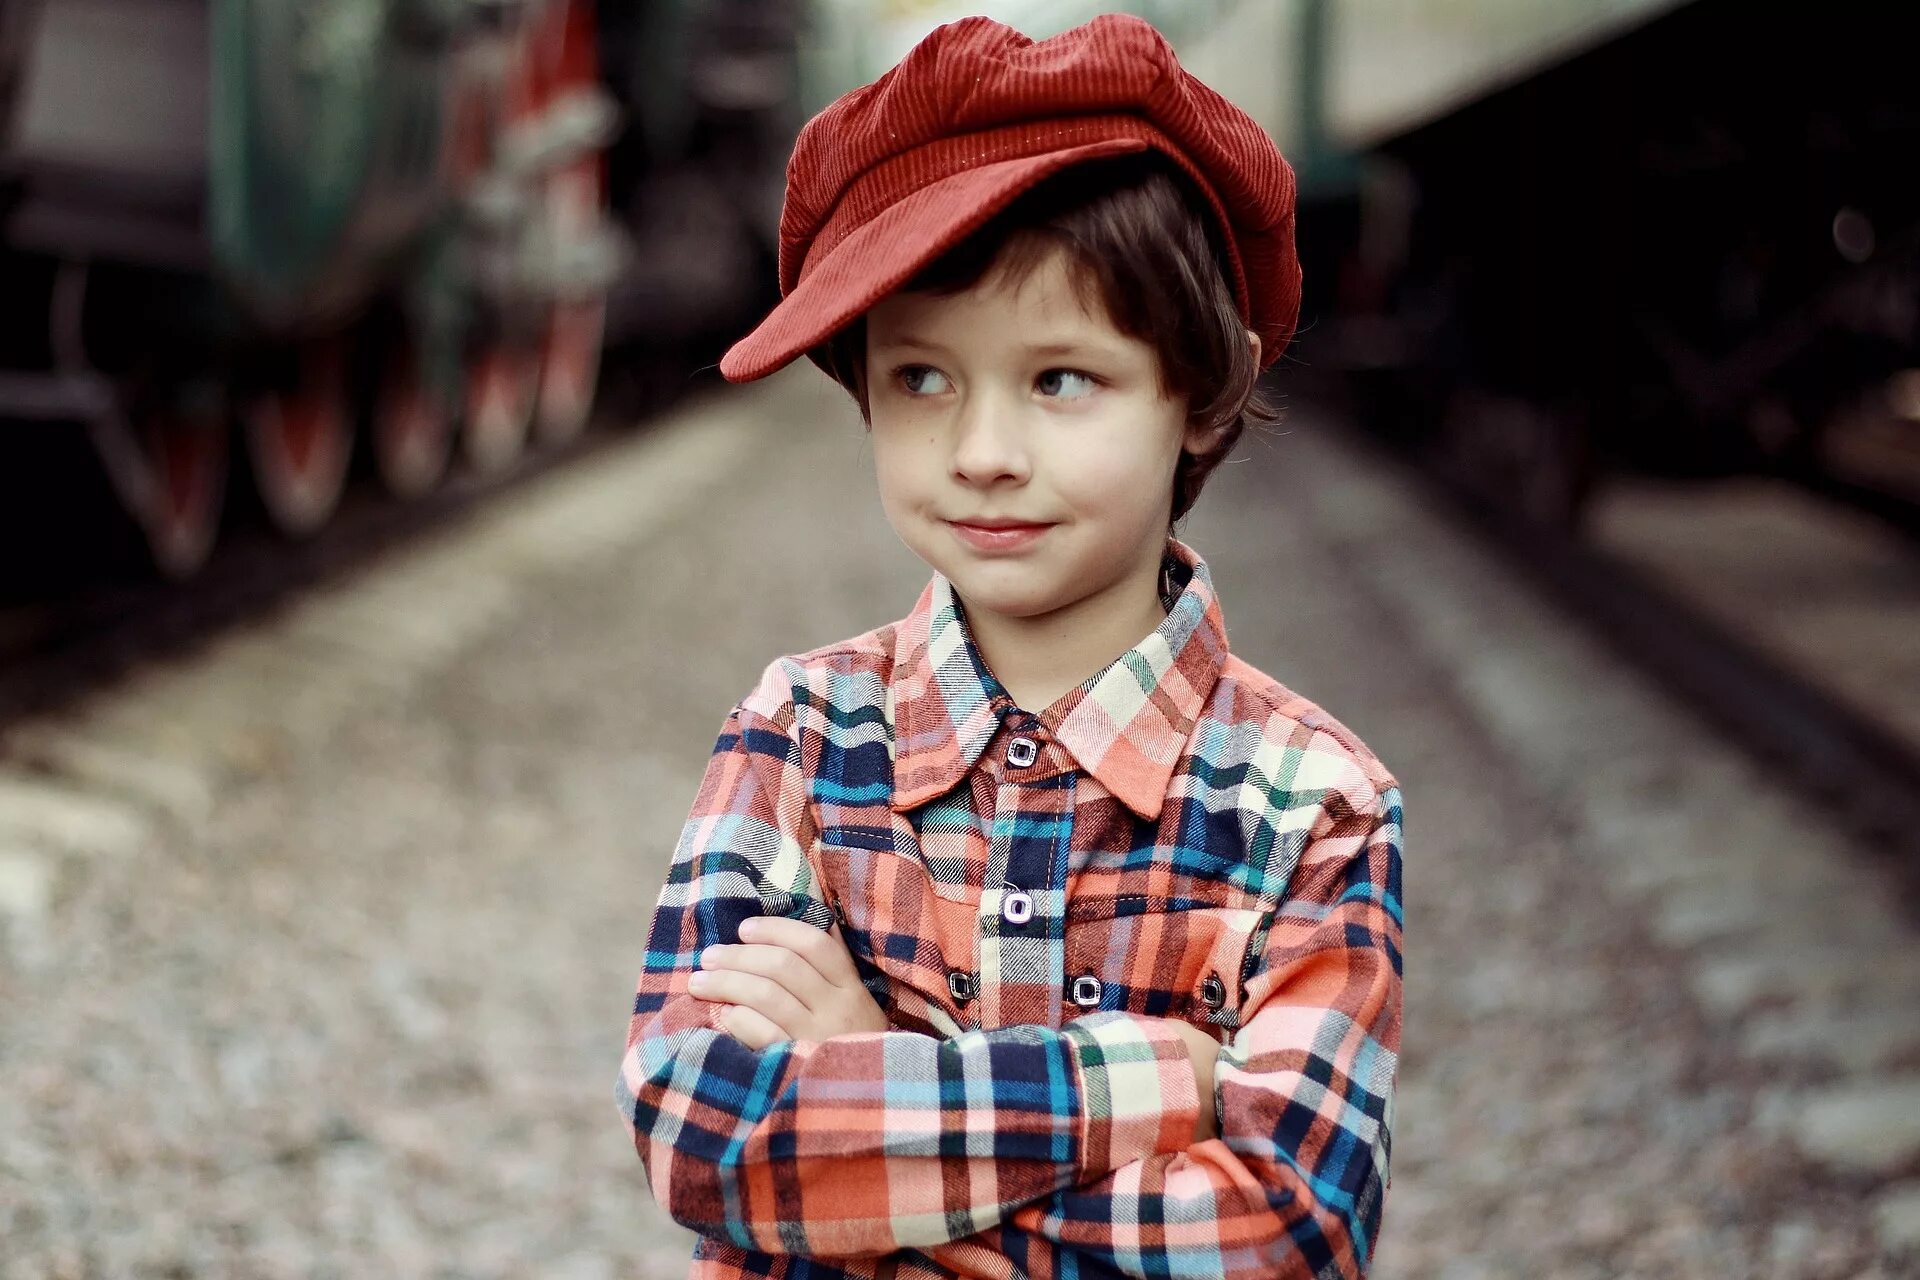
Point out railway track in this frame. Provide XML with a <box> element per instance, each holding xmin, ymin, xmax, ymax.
<box><xmin>0</xmin><ymin>409</ymin><xmax>641</xmax><ymax>732</ymax></box>
<box><xmin>1496</xmin><ymin>517</ymin><xmax>1920</xmax><ymax>852</ymax></box>
<box><xmin>1335</xmin><ymin>406</ymin><xmax>1920</xmax><ymax>877</ymax></box>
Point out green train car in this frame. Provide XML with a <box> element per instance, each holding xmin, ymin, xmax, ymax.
<box><xmin>0</xmin><ymin>0</ymin><xmax>799</xmax><ymax>576</ymax></box>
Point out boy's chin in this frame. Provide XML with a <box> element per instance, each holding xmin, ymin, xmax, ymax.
<box><xmin>940</xmin><ymin>562</ymin><xmax>1083</xmax><ymax>621</ymax></box>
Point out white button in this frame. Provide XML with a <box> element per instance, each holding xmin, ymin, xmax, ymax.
<box><xmin>1200</xmin><ymin>971</ymin><xmax>1227</xmax><ymax>1010</ymax></box>
<box><xmin>1006</xmin><ymin>737</ymin><xmax>1038</xmax><ymax>768</ymax></box>
<box><xmin>1001</xmin><ymin>890</ymin><xmax>1033</xmax><ymax>925</ymax></box>
<box><xmin>1070</xmin><ymin>974</ymin><xmax>1103</xmax><ymax>1008</ymax></box>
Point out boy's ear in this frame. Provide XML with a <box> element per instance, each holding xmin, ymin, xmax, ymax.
<box><xmin>1180</xmin><ymin>329</ymin><xmax>1263</xmax><ymax>454</ymax></box>
<box><xmin>1181</xmin><ymin>414</ymin><xmax>1225</xmax><ymax>455</ymax></box>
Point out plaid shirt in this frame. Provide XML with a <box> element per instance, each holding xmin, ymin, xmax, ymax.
<box><xmin>615</xmin><ymin>538</ymin><xmax>1403</xmax><ymax>1279</ymax></box>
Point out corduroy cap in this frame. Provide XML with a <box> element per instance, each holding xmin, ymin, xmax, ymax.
<box><xmin>719</xmin><ymin>12</ymin><xmax>1300</xmax><ymax>383</ymax></box>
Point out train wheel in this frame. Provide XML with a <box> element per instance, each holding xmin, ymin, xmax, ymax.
<box><xmin>372</xmin><ymin>340</ymin><xmax>456</xmax><ymax>498</ymax></box>
<box><xmin>461</xmin><ymin>341</ymin><xmax>541</xmax><ymax>473</ymax></box>
<box><xmin>536</xmin><ymin>297</ymin><xmax>605</xmax><ymax>446</ymax></box>
<box><xmin>139</xmin><ymin>406</ymin><xmax>230</xmax><ymax>580</ymax></box>
<box><xmin>535</xmin><ymin>154</ymin><xmax>609</xmax><ymax>446</ymax></box>
<box><xmin>245</xmin><ymin>341</ymin><xmax>354</xmax><ymax>537</ymax></box>
<box><xmin>1439</xmin><ymin>388</ymin><xmax>1596</xmax><ymax>534</ymax></box>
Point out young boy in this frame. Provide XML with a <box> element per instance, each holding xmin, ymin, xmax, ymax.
<box><xmin>615</xmin><ymin>14</ymin><xmax>1403</xmax><ymax>1280</ymax></box>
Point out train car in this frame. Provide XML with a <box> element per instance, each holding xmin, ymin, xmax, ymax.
<box><xmin>595</xmin><ymin>0</ymin><xmax>802</xmax><ymax>404</ymax></box>
<box><xmin>0</xmin><ymin>0</ymin><xmax>798</xmax><ymax>578</ymax></box>
<box><xmin>1187</xmin><ymin>0</ymin><xmax>1920</xmax><ymax>535</ymax></box>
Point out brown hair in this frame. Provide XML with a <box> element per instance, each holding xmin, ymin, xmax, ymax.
<box><xmin>814</xmin><ymin>154</ymin><xmax>1279</xmax><ymax>523</ymax></box>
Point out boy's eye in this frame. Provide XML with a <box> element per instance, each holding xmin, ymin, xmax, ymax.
<box><xmin>897</xmin><ymin>365</ymin><xmax>952</xmax><ymax>396</ymax></box>
<box><xmin>1036</xmin><ymin>369</ymin><xmax>1098</xmax><ymax>400</ymax></box>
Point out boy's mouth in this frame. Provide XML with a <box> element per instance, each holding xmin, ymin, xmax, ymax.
<box><xmin>946</xmin><ymin>519</ymin><xmax>1054</xmax><ymax>552</ymax></box>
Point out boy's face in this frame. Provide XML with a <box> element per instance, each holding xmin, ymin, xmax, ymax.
<box><xmin>864</xmin><ymin>242</ymin><xmax>1213</xmax><ymax>626</ymax></box>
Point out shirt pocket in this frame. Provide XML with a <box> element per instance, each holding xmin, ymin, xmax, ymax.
<box><xmin>1063</xmin><ymin>895</ymin><xmax>1267</xmax><ymax>1035</ymax></box>
<box><xmin>811</xmin><ymin>825</ymin><xmax>980</xmax><ymax>1035</ymax></box>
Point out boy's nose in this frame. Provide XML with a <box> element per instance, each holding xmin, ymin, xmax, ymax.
<box><xmin>949</xmin><ymin>395</ymin><xmax>1031</xmax><ymax>486</ymax></box>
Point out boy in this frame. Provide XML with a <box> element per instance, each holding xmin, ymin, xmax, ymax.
<box><xmin>615</xmin><ymin>14</ymin><xmax>1403</xmax><ymax>1280</ymax></box>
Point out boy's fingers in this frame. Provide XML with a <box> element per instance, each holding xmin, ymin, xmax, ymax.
<box><xmin>699</xmin><ymin>943</ymin><xmax>831</xmax><ymax>1010</ymax></box>
<box><xmin>688</xmin><ymin>969</ymin><xmax>810</xmax><ymax>1032</ymax></box>
<box><xmin>737</xmin><ymin>916</ymin><xmax>860</xmax><ymax>987</ymax></box>
<box><xmin>715</xmin><ymin>1003</ymin><xmax>787</xmax><ymax>1051</ymax></box>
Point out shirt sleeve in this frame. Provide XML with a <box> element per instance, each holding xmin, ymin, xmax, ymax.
<box><xmin>613</xmin><ymin>700</ymin><xmax>1203</xmax><ymax>1260</ymax></box>
<box><xmin>921</xmin><ymin>782</ymin><xmax>1405</xmax><ymax>1280</ymax></box>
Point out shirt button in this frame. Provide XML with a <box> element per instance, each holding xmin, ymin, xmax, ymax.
<box><xmin>1001</xmin><ymin>890</ymin><xmax>1033</xmax><ymax>926</ymax></box>
<box><xmin>1200</xmin><ymin>971</ymin><xmax>1228</xmax><ymax>1011</ymax></box>
<box><xmin>1069</xmin><ymin>974</ymin><xmax>1104</xmax><ymax>1008</ymax></box>
<box><xmin>1006</xmin><ymin>736</ymin><xmax>1039</xmax><ymax>768</ymax></box>
<box><xmin>948</xmin><ymin>970</ymin><xmax>976</xmax><ymax>1004</ymax></box>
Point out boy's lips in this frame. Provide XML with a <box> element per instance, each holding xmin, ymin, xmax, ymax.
<box><xmin>946</xmin><ymin>518</ymin><xmax>1054</xmax><ymax>553</ymax></box>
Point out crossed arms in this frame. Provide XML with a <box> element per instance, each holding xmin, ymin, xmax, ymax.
<box><xmin>613</xmin><ymin>703</ymin><xmax>1404</xmax><ymax>1279</ymax></box>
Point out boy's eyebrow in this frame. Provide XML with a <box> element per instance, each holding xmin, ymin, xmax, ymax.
<box><xmin>1023</xmin><ymin>339</ymin><xmax>1118</xmax><ymax>359</ymax></box>
<box><xmin>869</xmin><ymin>333</ymin><xmax>947</xmax><ymax>353</ymax></box>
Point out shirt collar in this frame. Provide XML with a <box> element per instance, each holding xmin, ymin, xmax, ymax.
<box><xmin>887</xmin><ymin>536</ymin><xmax>1230</xmax><ymax>821</ymax></box>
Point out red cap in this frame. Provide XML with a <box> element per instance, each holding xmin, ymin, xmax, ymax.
<box><xmin>719</xmin><ymin>13</ymin><xmax>1301</xmax><ymax>383</ymax></box>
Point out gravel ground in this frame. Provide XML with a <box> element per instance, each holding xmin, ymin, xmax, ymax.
<box><xmin>1</xmin><ymin>373</ymin><xmax>1912</xmax><ymax>1278</ymax></box>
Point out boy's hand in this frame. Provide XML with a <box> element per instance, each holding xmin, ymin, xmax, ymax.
<box><xmin>690</xmin><ymin>916</ymin><xmax>888</xmax><ymax>1050</ymax></box>
<box><xmin>1164</xmin><ymin>1018</ymin><xmax>1221</xmax><ymax>1142</ymax></box>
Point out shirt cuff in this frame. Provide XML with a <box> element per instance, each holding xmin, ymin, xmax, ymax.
<box><xmin>1062</xmin><ymin>1012</ymin><xmax>1202</xmax><ymax>1182</ymax></box>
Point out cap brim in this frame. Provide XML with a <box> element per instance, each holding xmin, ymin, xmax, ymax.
<box><xmin>720</xmin><ymin>137</ymin><xmax>1149</xmax><ymax>383</ymax></box>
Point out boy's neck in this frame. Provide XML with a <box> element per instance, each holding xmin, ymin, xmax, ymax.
<box><xmin>959</xmin><ymin>559</ymin><xmax>1172</xmax><ymax>717</ymax></box>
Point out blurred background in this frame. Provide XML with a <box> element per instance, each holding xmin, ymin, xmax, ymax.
<box><xmin>1</xmin><ymin>0</ymin><xmax>1917</xmax><ymax>1276</ymax></box>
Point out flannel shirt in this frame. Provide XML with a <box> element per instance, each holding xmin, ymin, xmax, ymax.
<box><xmin>615</xmin><ymin>537</ymin><xmax>1404</xmax><ymax>1279</ymax></box>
